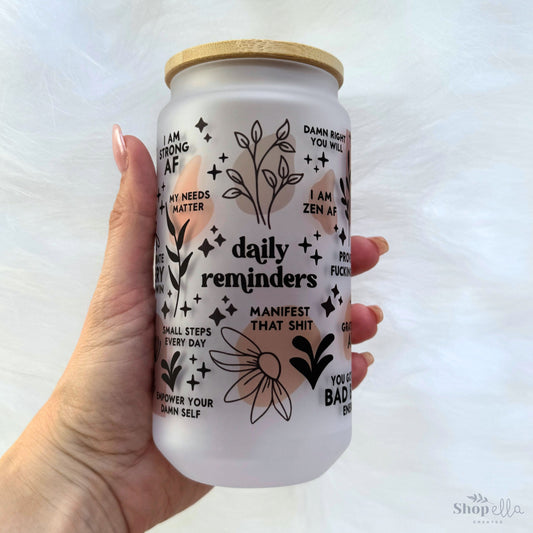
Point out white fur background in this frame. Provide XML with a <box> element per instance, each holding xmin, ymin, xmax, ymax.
<box><xmin>1</xmin><ymin>1</ymin><xmax>532</xmax><ymax>532</ymax></box>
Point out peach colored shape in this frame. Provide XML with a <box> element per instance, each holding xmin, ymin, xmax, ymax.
<box><xmin>169</xmin><ymin>155</ymin><xmax>214</xmax><ymax>242</ymax></box>
<box><xmin>309</xmin><ymin>170</ymin><xmax>338</xmax><ymax>234</ymax></box>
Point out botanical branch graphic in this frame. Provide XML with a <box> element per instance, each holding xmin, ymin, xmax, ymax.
<box><xmin>223</xmin><ymin>119</ymin><xmax>303</xmax><ymax>229</ymax></box>
<box><xmin>467</xmin><ymin>493</ymin><xmax>491</xmax><ymax>504</ymax></box>
<box><xmin>210</xmin><ymin>327</ymin><xmax>292</xmax><ymax>424</ymax></box>
<box><xmin>339</xmin><ymin>148</ymin><xmax>351</xmax><ymax>223</ymax></box>
<box><xmin>165</xmin><ymin>205</ymin><xmax>193</xmax><ymax>317</ymax></box>
<box><xmin>161</xmin><ymin>350</ymin><xmax>183</xmax><ymax>391</ymax></box>
<box><xmin>290</xmin><ymin>333</ymin><xmax>335</xmax><ymax>389</ymax></box>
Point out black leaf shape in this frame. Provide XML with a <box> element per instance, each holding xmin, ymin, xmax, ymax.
<box><xmin>340</xmin><ymin>178</ymin><xmax>345</xmax><ymax>194</ymax></box>
<box><xmin>276</xmin><ymin>119</ymin><xmax>290</xmax><ymax>140</ymax></box>
<box><xmin>176</xmin><ymin>219</ymin><xmax>190</xmax><ymax>251</ymax></box>
<box><xmin>223</xmin><ymin>187</ymin><xmax>244</xmax><ymax>199</ymax></box>
<box><xmin>286</xmin><ymin>173</ymin><xmax>303</xmax><ymax>185</ymax></box>
<box><xmin>179</xmin><ymin>252</ymin><xmax>193</xmax><ymax>279</ymax></box>
<box><xmin>278</xmin><ymin>155</ymin><xmax>289</xmax><ymax>179</ymax></box>
<box><xmin>277</xmin><ymin>141</ymin><xmax>295</xmax><ymax>153</ymax></box>
<box><xmin>290</xmin><ymin>357</ymin><xmax>313</xmax><ymax>381</ymax></box>
<box><xmin>251</xmin><ymin>120</ymin><xmax>262</xmax><ymax>143</ymax></box>
<box><xmin>165</xmin><ymin>204</ymin><xmax>175</xmax><ymax>236</ymax></box>
<box><xmin>171</xmin><ymin>350</ymin><xmax>181</xmax><ymax>368</ymax></box>
<box><xmin>234</xmin><ymin>131</ymin><xmax>250</xmax><ymax>148</ymax></box>
<box><xmin>292</xmin><ymin>335</ymin><xmax>313</xmax><ymax>357</ymax></box>
<box><xmin>166</xmin><ymin>245</ymin><xmax>179</xmax><ymax>263</ymax></box>
<box><xmin>262</xmin><ymin>169</ymin><xmax>278</xmax><ymax>189</ymax></box>
<box><xmin>316</xmin><ymin>333</ymin><xmax>335</xmax><ymax>359</ymax></box>
<box><xmin>168</xmin><ymin>265</ymin><xmax>179</xmax><ymax>290</ymax></box>
<box><xmin>226</xmin><ymin>168</ymin><xmax>244</xmax><ymax>185</ymax></box>
<box><xmin>161</xmin><ymin>359</ymin><xmax>170</xmax><ymax>372</ymax></box>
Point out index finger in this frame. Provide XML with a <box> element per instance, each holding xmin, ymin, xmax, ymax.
<box><xmin>351</xmin><ymin>236</ymin><xmax>389</xmax><ymax>276</ymax></box>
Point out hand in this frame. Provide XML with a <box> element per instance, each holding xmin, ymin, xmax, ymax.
<box><xmin>0</xmin><ymin>126</ymin><xmax>388</xmax><ymax>533</ymax></box>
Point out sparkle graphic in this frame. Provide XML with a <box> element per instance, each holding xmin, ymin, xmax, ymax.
<box><xmin>332</xmin><ymin>284</ymin><xmax>339</xmax><ymax>298</ymax></box>
<box><xmin>321</xmin><ymin>296</ymin><xmax>335</xmax><ymax>317</ymax></box>
<box><xmin>310</xmin><ymin>249</ymin><xmax>322</xmax><ymax>265</ymax></box>
<box><xmin>180</xmin><ymin>301</ymin><xmax>192</xmax><ymax>317</ymax></box>
<box><xmin>161</xmin><ymin>301</ymin><xmax>170</xmax><ymax>319</ymax></box>
<box><xmin>334</xmin><ymin>223</ymin><xmax>339</xmax><ymax>232</ymax></box>
<box><xmin>226</xmin><ymin>303</ymin><xmax>237</xmax><ymax>316</ymax></box>
<box><xmin>222</xmin><ymin>295</ymin><xmax>229</xmax><ymax>304</ymax></box>
<box><xmin>219</xmin><ymin>152</ymin><xmax>228</xmax><ymax>162</ymax></box>
<box><xmin>198</xmin><ymin>238</ymin><xmax>215</xmax><ymax>257</ymax></box>
<box><xmin>189</xmin><ymin>353</ymin><xmax>198</xmax><ymax>364</ymax></box>
<box><xmin>198</xmin><ymin>362</ymin><xmax>211</xmax><ymax>379</ymax></box>
<box><xmin>304</xmin><ymin>154</ymin><xmax>312</xmax><ymax>164</ymax></box>
<box><xmin>187</xmin><ymin>374</ymin><xmax>200</xmax><ymax>391</ymax></box>
<box><xmin>207</xmin><ymin>164</ymin><xmax>221</xmax><ymax>180</ymax></box>
<box><xmin>159</xmin><ymin>203</ymin><xmax>165</xmax><ymax>214</ymax></box>
<box><xmin>338</xmin><ymin>228</ymin><xmax>347</xmax><ymax>246</ymax></box>
<box><xmin>193</xmin><ymin>293</ymin><xmax>201</xmax><ymax>304</ymax></box>
<box><xmin>314</xmin><ymin>230</ymin><xmax>321</xmax><ymax>240</ymax></box>
<box><xmin>210</xmin><ymin>225</ymin><xmax>218</xmax><ymax>234</ymax></box>
<box><xmin>167</xmin><ymin>290</ymin><xmax>172</xmax><ymax>298</ymax></box>
<box><xmin>161</xmin><ymin>183</ymin><xmax>166</xmax><ymax>191</ymax></box>
<box><xmin>157</xmin><ymin>189</ymin><xmax>161</xmax><ymax>200</ymax></box>
<box><xmin>318</xmin><ymin>151</ymin><xmax>329</xmax><ymax>167</ymax></box>
<box><xmin>338</xmin><ymin>296</ymin><xmax>343</xmax><ymax>306</ymax></box>
<box><xmin>214</xmin><ymin>233</ymin><xmax>226</xmax><ymax>247</ymax></box>
<box><xmin>209</xmin><ymin>307</ymin><xmax>226</xmax><ymax>326</ymax></box>
<box><xmin>204</xmin><ymin>133</ymin><xmax>212</xmax><ymax>143</ymax></box>
<box><xmin>195</xmin><ymin>117</ymin><xmax>208</xmax><ymax>132</ymax></box>
<box><xmin>298</xmin><ymin>237</ymin><xmax>312</xmax><ymax>253</ymax></box>
<box><xmin>314</xmin><ymin>165</ymin><xmax>319</xmax><ymax>173</ymax></box>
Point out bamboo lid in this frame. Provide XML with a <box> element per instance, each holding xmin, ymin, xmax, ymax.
<box><xmin>165</xmin><ymin>39</ymin><xmax>344</xmax><ymax>88</ymax></box>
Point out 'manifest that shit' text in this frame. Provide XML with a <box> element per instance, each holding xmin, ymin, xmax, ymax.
<box><xmin>200</xmin><ymin>235</ymin><xmax>318</xmax><ymax>294</ymax></box>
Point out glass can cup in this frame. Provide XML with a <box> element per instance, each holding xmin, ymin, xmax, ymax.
<box><xmin>153</xmin><ymin>39</ymin><xmax>352</xmax><ymax>487</ymax></box>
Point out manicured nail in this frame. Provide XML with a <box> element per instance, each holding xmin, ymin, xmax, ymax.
<box><xmin>112</xmin><ymin>124</ymin><xmax>128</xmax><ymax>173</ymax></box>
<box><xmin>369</xmin><ymin>236</ymin><xmax>389</xmax><ymax>255</ymax></box>
<box><xmin>362</xmin><ymin>352</ymin><xmax>374</xmax><ymax>366</ymax></box>
<box><xmin>368</xmin><ymin>305</ymin><xmax>384</xmax><ymax>323</ymax></box>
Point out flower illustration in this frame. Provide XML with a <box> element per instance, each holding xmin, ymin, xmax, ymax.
<box><xmin>210</xmin><ymin>327</ymin><xmax>292</xmax><ymax>424</ymax></box>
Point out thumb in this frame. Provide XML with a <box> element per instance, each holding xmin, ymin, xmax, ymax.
<box><xmin>99</xmin><ymin>125</ymin><xmax>157</xmax><ymax>294</ymax></box>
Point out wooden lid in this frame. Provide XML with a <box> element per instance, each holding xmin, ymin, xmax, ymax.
<box><xmin>165</xmin><ymin>39</ymin><xmax>344</xmax><ymax>88</ymax></box>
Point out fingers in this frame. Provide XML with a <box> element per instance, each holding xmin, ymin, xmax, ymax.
<box><xmin>351</xmin><ymin>352</ymin><xmax>373</xmax><ymax>390</ymax></box>
<box><xmin>101</xmin><ymin>125</ymin><xmax>158</xmax><ymax>291</ymax></box>
<box><xmin>351</xmin><ymin>235</ymin><xmax>389</xmax><ymax>275</ymax></box>
<box><xmin>351</xmin><ymin>303</ymin><xmax>382</xmax><ymax>343</ymax></box>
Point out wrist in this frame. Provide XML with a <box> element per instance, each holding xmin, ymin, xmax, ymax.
<box><xmin>0</xmin><ymin>406</ymin><xmax>129</xmax><ymax>533</ymax></box>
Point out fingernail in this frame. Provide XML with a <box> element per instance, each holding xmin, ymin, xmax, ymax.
<box><xmin>112</xmin><ymin>124</ymin><xmax>128</xmax><ymax>173</ymax></box>
<box><xmin>368</xmin><ymin>305</ymin><xmax>384</xmax><ymax>323</ymax></box>
<box><xmin>369</xmin><ymin>236</ymin><xmax>389</xmax><ymax>255</ymax></box>
<box><xmin>362</xmin><ymin>352</ymin><xmax>374</xmax><ymax>366</ymax></box>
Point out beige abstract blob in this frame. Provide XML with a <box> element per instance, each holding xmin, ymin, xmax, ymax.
<box><xmin>169</xmin><ymin>155</ymin><xmax>214</xmax><ymax>242</ymax></box>
<box><xmin>308</xmin><ymin>169</ymin><xmax>338</xmax><ymax>234</ymax></box>
<box><xmin>236</xmin><ymin>319</ymin><xmax>322</xmax><ymax>407</ymax></box>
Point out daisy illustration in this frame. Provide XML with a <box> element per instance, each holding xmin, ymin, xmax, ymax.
<box><xmin>210</xmin><ymin>327</ymin><xmax>293</xmax><ymax>424</ymax></box>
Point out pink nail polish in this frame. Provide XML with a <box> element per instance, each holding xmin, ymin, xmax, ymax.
<box><xmin>112</xmin><ymin>124</ymin><xmax>128</xmax><ymax>173</ymax></box>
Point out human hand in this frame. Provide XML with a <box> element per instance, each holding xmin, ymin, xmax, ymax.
<box><xmin>0</xmin><ymin>126</ymin><xmax>388</xmax><ymax>533</ymax></box>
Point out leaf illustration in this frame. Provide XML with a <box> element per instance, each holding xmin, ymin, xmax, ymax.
<box><xmin>168</xmin><ymin>265</ymin><xmax>179</xmax><ymax>290</ymax></box>
<box><xmin>179</xmin><ymin>252</ymin><xmax>193</xmax><ymax>278</ymax></box>
<box><xmin>341</xmin><ymin>197</ymin><xmax>347</xmax><ymax>205</ymax></box>
<box><xmin>276</xmin><ymin>119</ymin><xmax>290</xmax><ymax>140</ymax></box>
<box><xmin>289</xmin><ymin>357</ymin><xmax>313</xmax><ymax>381</ymax></box>
<box><xmin>286</xmin><ymin>173</ymin><xmax>303</xmax><ymax>185</ymax></box>
<box><xmin>166</xmin><ymin>245</ymin><xmax>179</xmax><ymax>263</ymax></box>
<box><xmin>223</xmin><ymin>187</ymin><xmax>244</xmax><ymax>199</ymax></box>
<box><xmin>176</xmin><ymin>219</ymin><xmax>190</xmax><ymax>251</ymax></box>
<box><xmin>234</xmin><ymin>131</ymin><xmax>250</xmax><ymax>148</ymax></box>
<box><xmin>171</xmin><ymin>350</ymin><xmax>181</xmax><ymax>369</ymax></box>
<box><xmin>165</xmin><ymin>204</ymin><xmax>175</xmax><ymax>236</ymax></box>
<box><xmin>277</xmin><ymin>141</ymin><xmax>295</xmax><ymax>153</ymax></box>
<box><xmin>315</xmin><ymin>354</ymin><xmax>334</xmax><ymax>378</ymax></box>
<box><xmin>161</xmin><ymin>359</ymin><xmax>169</xmax><ymax>372</ymax></box>
<box><xmin>340</xmin><ymin>178</ymin><xmax>345</xmax><ymax>194</ymax></box>
<box><xmin>292</xmin><ymin>335</ymin><xmax>313</xmax><ymax>357</ymax></box>
<box><xmin>316</xmin><ymin>333</ymin><xmax>335</xmax><ymax>359</ymax></box>
<box><xmin>262</xmin><ymin>169</ymin><xmax>278</xmax><ymax>189</ymax></box>
<box><xmin>278</xmin><ymin>156</ymin><xmax>289</xmax><ymax>179</ymax></box>
<box><xmin>251</xmin><ymin>120</ymin><xmax>262</xmax><ymax>143</ymax></box>
<box><xmin>226</xmin><ymin>168</ymin><xmax>244</xmax><ymax>185</ymax></box>
<box><xmin>162</xmin><ymin>374</ymin><xmax>173</xmax><ymax>389</ymax></box>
